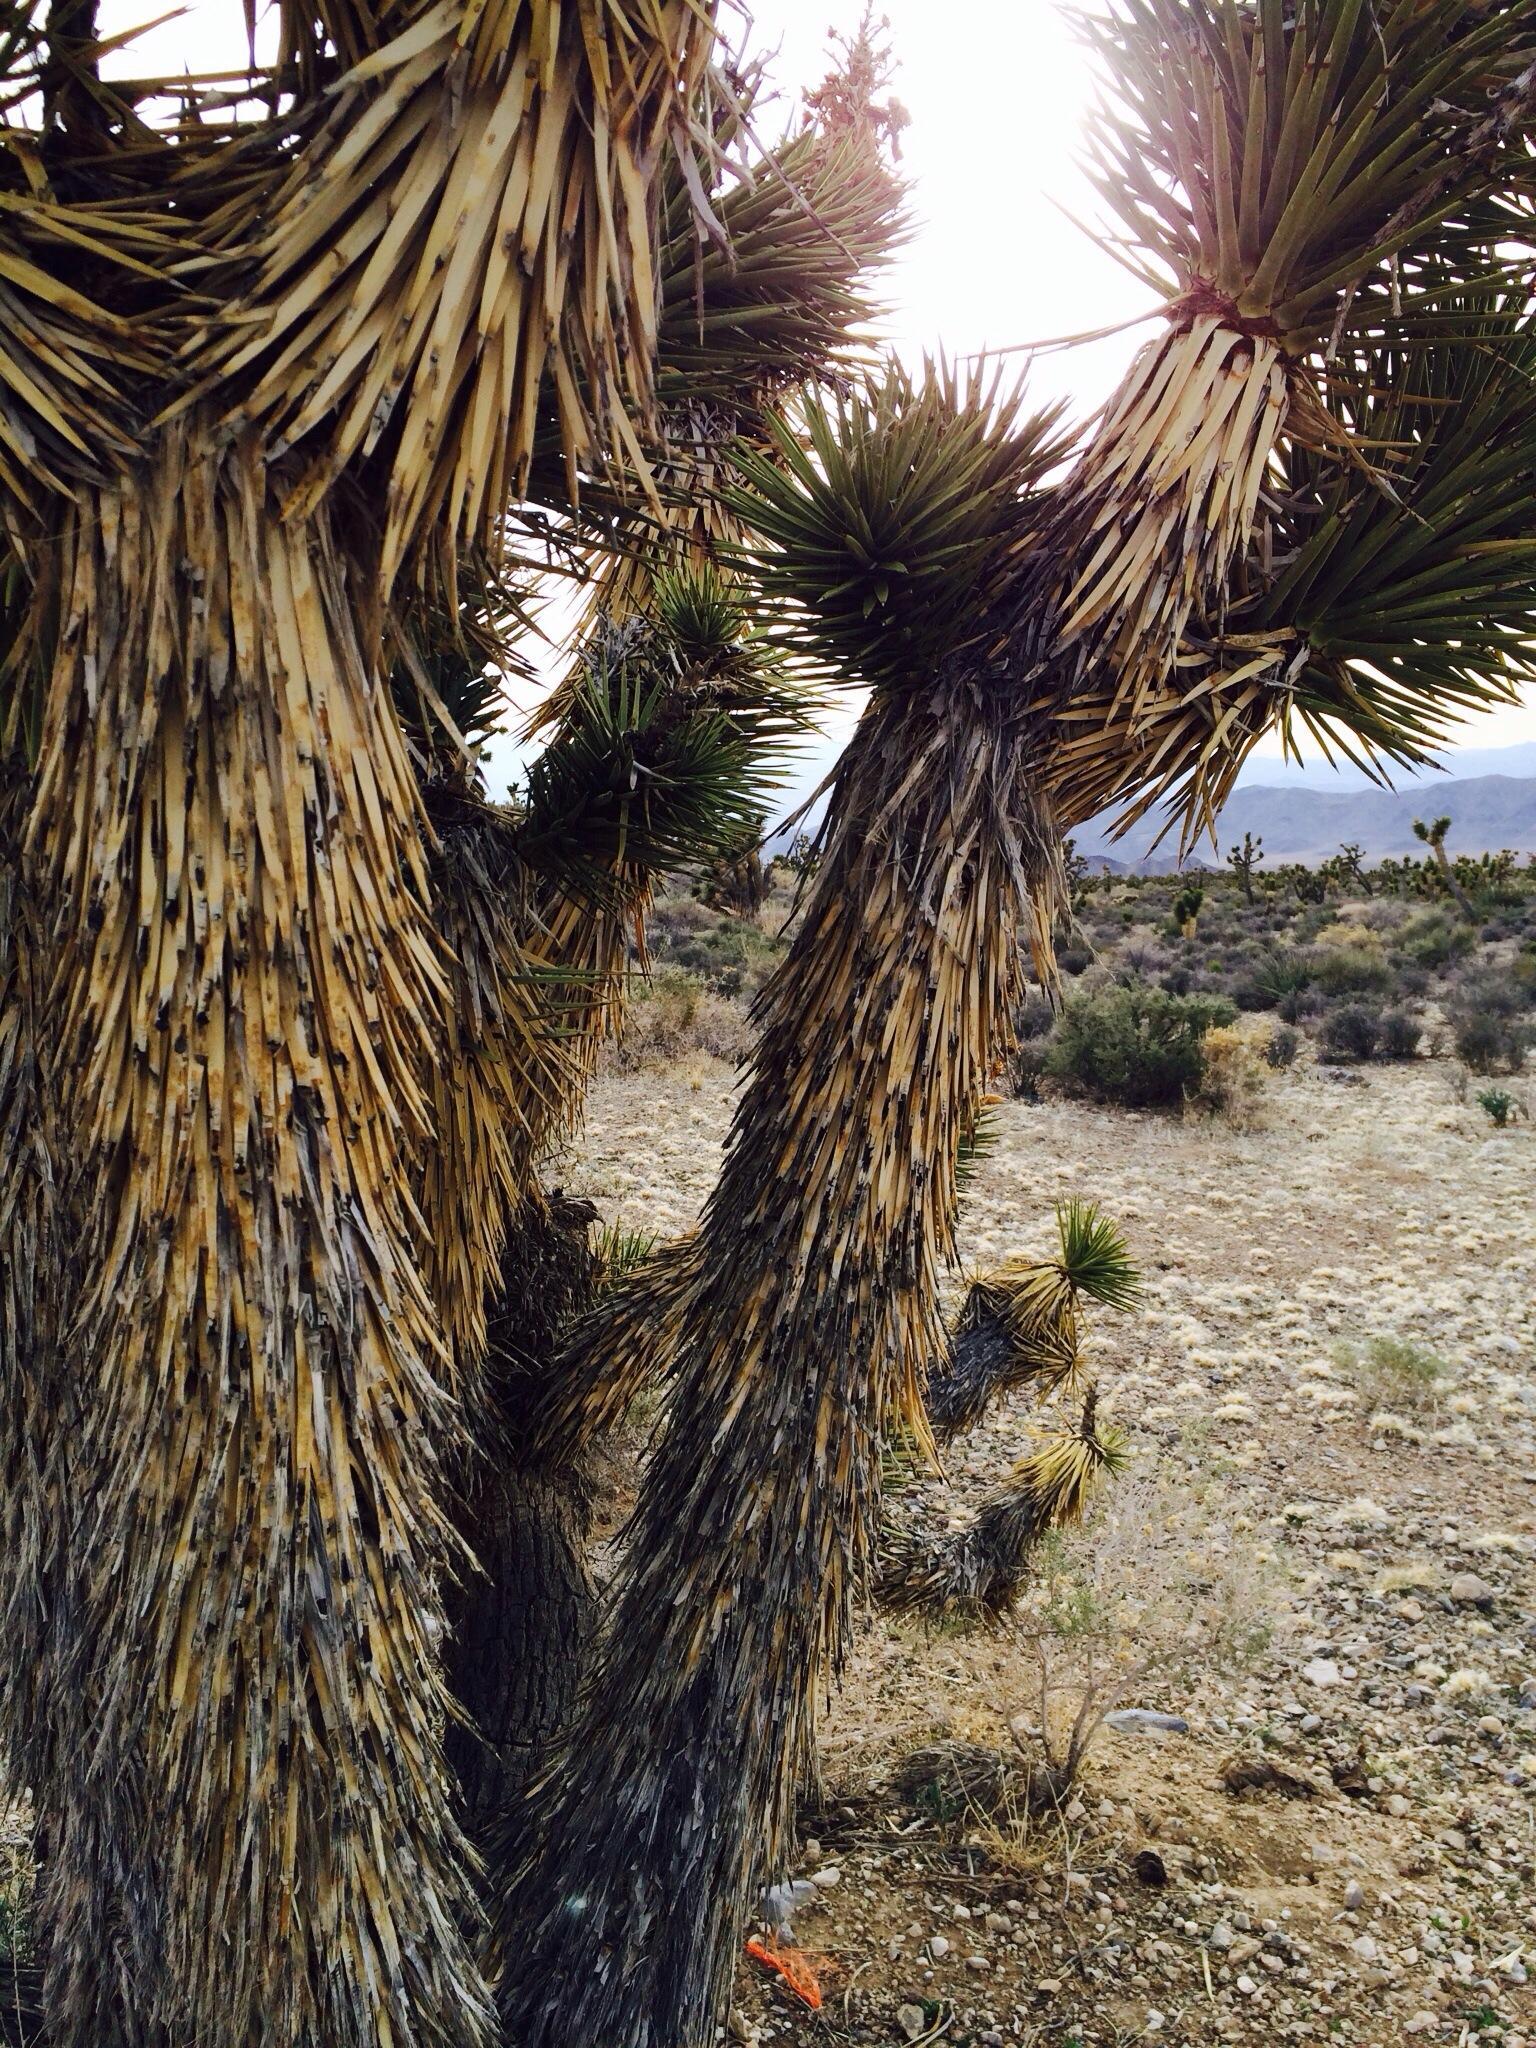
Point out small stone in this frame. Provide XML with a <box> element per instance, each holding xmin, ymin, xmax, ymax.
<box><xmin>1303</xmin><ymin>1659</ymin><xmax>1343</xmax><ymax>1689</ymax></box>
<box><xmin>952</xmin><ymin>1905</ymin><xmax>972</xmax><ymax>1923</ymax></box>
<box><xmin>1209</xmin><ymin>1921</ymin><xmax>1235</xmax><ymax>1951</ymax></box>
<box><xmin>1236</xmin><ymin>1974</ymin><xmax>1259</xmax><ymax>1997</ymax></box>
<box><xmin>984</xmin><ymin>1913</ymin><xmax>1011</xmax><ymax>1934</ymax></box>
<box><xmin>1450</xmin><ymin>1573</ymin><xmax>1495</xmax><ymax>1609</ymax></box>
<box><xmin>1477</xmin><ymin>1715</ymin><xmax>1505</xmax><ymax>1738</ymax></box>
<box><xmin>1386</xmin><ymin>1794</ymin><xmax>1411</xmax><ymax>1819</ymax></box>
<box><xmin>965</xmin><ymin>1954</ymin><xmax>990</xmax><ymax>1973</ymax></box>
<box><xmin>1144</xmin><ymin>2012</ymin><xmax>1165</xmax><ymax>2033</ymax></box>
<box><xmin>727</xmin><ymin>2009</ymin><xmax>752</xmax><ymax>2044</ymax></box>
<box><xmin>927</xmin><ymin>1936</ymin><xmax>950</xmax><ymax>1961</ymax></box>
<box><xmin>808</xmin><ymin>1865</ymin><xmax>841</xmax><ymax>1889</ymax></box>
<box><xmin>1343</xmin><ymin>1880</ymin><xmax>1366</xmax><ymax>1912</ymax></box>
<box><xmin>1300</xmin><ymin>1714</ymin><xmax>1323</xmax><ymax>1734</ymax></box>
<box><xmin>1260</xmin><ymin>1953</ymin><xmax>1285</xmax><ymax>1974</ymax></box>
<box><xmin>1351</xmin><ymin>1935</ymin><xmax>1379</xmax><ymax>1963</ymax></box>
<box><xmin>896</xmin><ymin>2004</ymin><xmax>927</xmax><ymax>2044</ymax></box>
<box><xmin>802</xmin><ymin>1838</ymin><xmax>822</xmax><ymax>1861</ymax></box>
<box><xmin>1404</xmin><ymin>2015</ymin><xmax>1440</xmax><ymax>2036</ymax></box>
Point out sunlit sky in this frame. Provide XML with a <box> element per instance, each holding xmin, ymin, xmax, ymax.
<box><xmin>98</xmin><ymin>0</ymin><xmax>1536</xmax><ymax>787</ymax></box>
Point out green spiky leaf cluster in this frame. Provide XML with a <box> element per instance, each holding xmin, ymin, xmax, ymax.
<box><xmin>729</xmin><ymin>361</ymin><xmax>1071</xmax><ymax>691</ymax></box>
<box><xmin>1054</xmin><ymin>1200</ymin><xmax>1143</xmax><ymax>1313</ymax></box>
<box><xmin>519</xmin><ymin>574</ymin><xmax>811</xmax><ymax>893</ymax></box>
<box><xmin>1250</xmin><ymin>297</ymin><xmax>1536</xmax><ymax>763</ymax></box>
<box><xmin>1081</xmin><ymin>0</ymin><xmax>1536</xmax><ymax>336</ymax></box>
<box><xmin>654</xmin><ymin>125</ymin><xmax>908</xmax><ymax>409</ymax></box>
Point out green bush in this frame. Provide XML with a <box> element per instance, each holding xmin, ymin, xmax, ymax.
<box><xmin>1309</xmin><ymin>944</ymin><xmax>1395</xmax><ymax>998</ymax></box>
<box><xmin>1044</xmin><ymin>981</ymin><xmax>1236</xmax><ymax>1109</ymax></box>
<box><xmin>1399</xmin><ymin>911</ymin><xmax>1475</xmax><ymax>971</ymax></box>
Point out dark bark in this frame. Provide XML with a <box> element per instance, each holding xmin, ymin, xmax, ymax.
<box><xmin>442</xmin><ymin>1193</ymin><xmax>602</xmax><ymax>1844</ymax></box>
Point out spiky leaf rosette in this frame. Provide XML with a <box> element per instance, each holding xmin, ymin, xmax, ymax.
<box><xmin>924</xmin><ymin>1205</ymin><xmax>1140</xmax><ymax>1439</ymax></box>
<box><xmin>730</xmin><ymin>359</ymin><xmax>1070</xmax><ymax>693</ymax></box>
<box><xmin>520</xmin><ymin>580</ymin><xmax>812</xmax><ymax>891</ymax></box>
<box><xmin>1035</xmin><ymin>0</ymin><xmax>1536</xmax><ymax>788</ymax></box>
<box><xmin>495</xmin><ymin>676</ymin><xmax>1060</xmax><ymax>2048</ymax></box>
<box><xmin>879</xmin><ymin>1391</ymin><xmax>1128</xmax><ymax>1624</ymax></box>
<box><xmin>1055</xmin><ymin>290</ymin><xmax>1536</xmax><ymax>836</ymax></box>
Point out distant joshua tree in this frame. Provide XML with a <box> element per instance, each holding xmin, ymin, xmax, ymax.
<box><xmin>1227</xmin><ymin>830</ymin><xmax>1264</xmax><ymax>904</ymax></box>
<box><xmin>1414</xmin><ymin>815</ymin><xmax>1477</xmax><ymax>919</ymax></box>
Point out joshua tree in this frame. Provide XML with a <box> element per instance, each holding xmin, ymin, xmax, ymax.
<box><xmin>7</xmin><ymin>6</ymin><xmax>1536</xmax><ymax>2048</ymax></box>
<box><xmin>1415</xmin><ymin>814</ymin><xmax>1478</xmax><ymax>918</ymax></box>
<box><xmin>1228</xmin><ymin>830</ymin><xmax>1264</xmax><ymax>904</ymax></box>
<box><xmin>1336</xmin><ymin>841</ymin><xmax>1375</xmax><ymax>896</ymax></box>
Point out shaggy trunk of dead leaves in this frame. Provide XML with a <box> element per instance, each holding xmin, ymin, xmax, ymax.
<box><xmin>493</xmin><ymin>679</ymin><xmax>1059</xmax><ymax>2048</ymax></box>
<box><xmin>14</xmin><ymin>430</ymin><xmax>495</xmax><ymax>2048</ymax></box>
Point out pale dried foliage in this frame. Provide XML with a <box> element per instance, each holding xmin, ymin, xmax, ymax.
<box><xmin>1195</xmin><ymin>1020</ymin><xmax>1273</xmax><ymax>1129</ymax></box>
<box><xmin>1005</xmin><ymin>1465</ymin><xmax>1285</xmax><ymax>1790</ymax></box>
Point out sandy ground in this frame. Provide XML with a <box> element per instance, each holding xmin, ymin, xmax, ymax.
<box><xmin>563</xmin><ymin>1049</ymin><xmax>1536</xmax><ymax>2048</ymax></box>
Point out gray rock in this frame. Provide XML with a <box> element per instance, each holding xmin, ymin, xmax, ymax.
<box><xmin>896</xmin><ymin>2004</ymin><xmax>928</xmax><ymax>2043</ymax></box>
<box><xmin>1343</xmin><ymin>1880</ymin><xmax>1365</xmax><ymax>1912</ymax></box>
<box><xmin>927</xmin><ymin>1936</ymin><xmax>950</xmax><ymax>1961</ymax></box>
<box><xmin>1105</xmin><ymin>1709</ymin><xmax>1190</xmax><ymax>1735</ymax></box>
<box><xmin>1209</xmin><ymin>1922</ymin><xmax>1235</xmax><ymax>1951</ymax></box>
<box><xmin>1450</xmin><ymin>1573</ymin><xmax>1495</xmax><ymax>1609</ymax></box>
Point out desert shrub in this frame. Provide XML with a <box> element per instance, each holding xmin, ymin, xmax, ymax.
<box><xmin>1453</xmin><ymin>964</ymin><xmax>1535</xmax><ymax>1020</ymax></box>
<box><xmin>1014</xmin><ymin>990</ymin><xmax>1056</xmax><ymax>1041</ymax></box>
<box><xmin>1335</xmin><ymin>1334</ymin><xmax>1446</xmax><ymax>1415</ymax></box>
<box><xmin>1194</xmin><ymin>1022</ymin><xmax>1269</xmax><ymax>1126</ymax></box>
<box><xmin>1251</xmin><ymin>943</ymin><xmax>1311</xmax><ymax>1002</ymax></box>
<box><xmin>1057</xmin><ymin>942</ymin><xmax>1094</xmax><ymax>977</ymax></box>
<box><xmin>1377</xmin><ymin>1010</ymin><xmax>1423</xmax><ymax>1061</ymax></box>
<box><xmin>1309</xmin><ymin>927</ymin><xmax>1396</xmax><ymax>998</ymax></box>
<box><xmin>1400</xmin><ymin>910</ymin><xmax>1475</xmax><ymax>970</ymax></box>
<box><xmin>1009</xmin><ymin>1040</ymin><xmax>1049</xmax><ymax>1103</ymax></box>
<box><xmin>1044</xmin><ymin>981</ymin><xmax>1236</xmax><ymax>1109</ymax></box>
<box><xmin>610</xmin><ymin>968</ymin><xmax>750</xmax><ymax>1071</ymax></box>
<box><xmin>1452</xmin><ymin>1011</ymin><xmax>1530</xmax><ymax>1074</ymax></box>
<box><xmin>1263</xmin><ymin>1023</ymin><xmax>1301</xmax><ymax>1070</ymax></box>
<box><xmin>1318</xmin><ymin>1003</ymin><xmax>1381</xmax><ymax>1062</ymax></box>
<box><xmin>1002</xmin><ymin>1468</ymin><xmax>1282</xmax><ymax>1800</ymax></box>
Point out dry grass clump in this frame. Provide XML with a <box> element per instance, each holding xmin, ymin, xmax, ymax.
<box><xmin>1334</xmin><ymin>1333</ymin><xmax>1448</xmax><ymax>1416</ymax></box>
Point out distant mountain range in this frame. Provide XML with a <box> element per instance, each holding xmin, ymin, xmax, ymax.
<box><xmin>1073</xmin><ymin>760</ymin><xmax>1536</xmax><ymax>872</ymax></box>
<box><xmin>751</xmin><ymin>736</ymin><xmax>1536</xmax><ymax>870</ymax></box>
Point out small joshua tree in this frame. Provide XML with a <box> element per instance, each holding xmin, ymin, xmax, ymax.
<box><xmin>1227</xmin><ymin>830</ymin><xmax>1264</xmax><ymax>904</ymax></box>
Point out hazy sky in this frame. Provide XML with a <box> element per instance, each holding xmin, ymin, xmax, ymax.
<box><xmin>96</xmin><ymin>0</ymin><xmax>1536</xmax><ymax>775</ymax></box>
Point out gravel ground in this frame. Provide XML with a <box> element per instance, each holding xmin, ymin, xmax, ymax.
<box><xmin>566</xmin><ymin>1047</ymin><xmax>1536</xmax><ymax>2048</ymax></box>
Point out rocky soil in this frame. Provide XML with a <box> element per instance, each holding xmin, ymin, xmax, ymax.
<box><xmin>566</xmin><ymin>1049</ymin><xmax>1536</xmax><ymax>2048</ymax></box>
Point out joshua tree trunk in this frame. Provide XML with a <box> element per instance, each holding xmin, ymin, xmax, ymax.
<box><xmin>17</xmin><ymin>434</ymin><xmax>495</xmax><ymax>2048</ymax></box>
<box><xmin>441</xmin><ymin>1192</ymin><xmax>602</xmax><ymax>1837</ymax></box>
<box><xmin>494</xmin><ymin>679</ymin><xmax>1060</xmax><ymax>2048</ymax></box>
